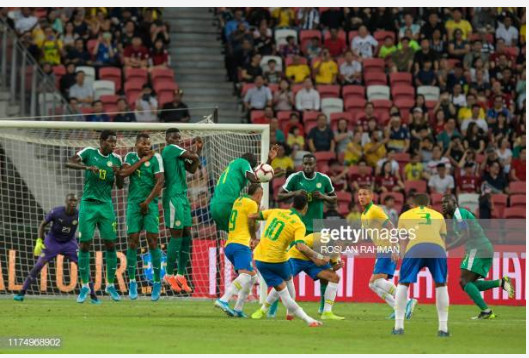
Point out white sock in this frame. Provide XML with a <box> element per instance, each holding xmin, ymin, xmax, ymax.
<box><xmin>82</xmin><ymin>283</ymin><xmax>89</xmax><ymax>288</ymax></box>
<box><xmin>285</xmin><ymin>279</ymin><xmax>296</xmax><ymax>315</ymax></box>
<box><xmin>436</xmin><ymin>286</ymin><xmax>449</xmax><ymax>332</ymax></box>
<box><xmin>394</xmin><ymin>284</ymin><xmax>408</xmax><ymax>330</ymax></box>
<box><xmin>369</xmin><ymin>282</ymin><xmax>395</xmax><ymax>308</ymax></box>
<box><xmin>220</xmin><ymin>273</ymin><xmax>251</xmax><ymax>303</ymax></box>
<box><xmin>261</xmin><ymin>288</ymin><xmax>280</xmax><ymax>312</ymax></box>
<box><xmin>374</xmin><ymin>278</ymin><xmax>396</xmax><ymax>296</ymax></box>
<box><xmin>323</xmin><ymin>282</ymin><xmax>339</xmax><ymax>313</ymax></box>
<box><xmin>234</xmin><ymin>274</ymin><xmax>255</xmax><ymax>311</ymax></box>
<box><xmin>277</xmin><ymin>287</ymin><xmax>314</xmax><ymax>324</ymax></box>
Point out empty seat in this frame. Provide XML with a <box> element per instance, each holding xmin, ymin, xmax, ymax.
<box><xmin>391</xmin><ymin>85</ymin><xmax>415</xmax><ymax>101</ymax></box>
<box><xmin>509</xmin><ymin>194</ymin><xmax>526</xmax><ymax>208</ymax></box>
<box><xmin>508</xmin><ymin>181</ymin><xmax>526</xmax><ymax>195</ymax></box>
<box><xmin>367</xmin><ymin>85</ymin><xmax>390</xmax><ymax>100</ymax></box>
<box><xmin>389</xmin><ymin>72</ymin><xmax>412</xmax><ymax>86</ymax></box>
<box><xmin>275</xmin><ymin>29</ymin><xmax>298</xmax><ymax>50</ymax></box>
<box><xmin>347</xmin><ymin>30</ymin><xmax>359</xmax><ymax>42</ymax></box>
<box><xmin>345</xmin><ymin>97</ymin><xmax>366</xmax><ymax>112</ymax></box>
<box><xmin>342</xmin><ymin>85</ymin><xmax>365</xmax><ymax>101</ymax></box>
<box><xmin>99</xmin><ymin>67</ymin><xmax>122</xmax><ymax>92</ymax></box>
<box><xmin>364</xmin><ymin>72</ymin><xmax>387</xmax><ymax>86</ymax></box>
<box><xmin>404</xmin><ymin>180</ymin><xmax>427</xmax><ymax>194</ymax></box>
<box><xmin>362</xmin><ymin>58</ymin><xmax>385</xmax><ymax>74</ymax></box>
<box><xmin>417</xmin><ymin>86</ymin><xmax>440</xmax><ymax>101</ymax></box>
<box><xmin>93</xmin><ymin>80</ymin><xmax>116</xmax><ymax>100</ymax></box>
<box><xmin>100</xmin><ymin>94</ymin><xmax>120</xmax><ymax>105</ymax></box>
<box><xmin>321</xmin><ymin>98</ymin><xmax>344</xmax><ymax>118</ymax></box>
<box><xmin>38</xmin><ymin>93</ymin><xmax>63</xmax><ymax>116</ymax></box>
<box><xmin>317</xmin><ymin>85</ymin><xmax>340</xmax><ymax>99</ymax></box>
<box><xmin>75</xmin><ymin>66</ymin><xmax>96</xmax><ymax>85</ymax></box>
<box><xmin>124</xmin><ymin>68</ymin><xmax>148</xmax><ymax>84</ymax></box>
<box><xmin>491</xmin><ymin>194</ymin><xmax>508</xmax><ymax>218</ymax></box>
<box><xmin>151</xmin><ymin>67</ymin><xmax>174</xmax><ymax>81</ymax></box>
<box><xmin>503</xmin><ymin>207</ymin><xmax>526</xmax><ymax>219</ymax></box>
<box><xmin>153</xmin><ymin>80</ymin><xmax>178</xmax><ymax>98</ymax></box>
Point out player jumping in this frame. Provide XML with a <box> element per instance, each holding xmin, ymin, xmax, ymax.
<box><xmin>357</xmin><ymin>186</ymin><xmax>417</xmax><ymax>319</ymax></box>
<box><xmin>214</xmin><ymin>183</ymin><xmax>263</xmax><ymax>317</ymax></box>
<box><xmin>14</xmin><ymin>194</ymin><xmax>99</xmax><ymax>303</ymax></box>
<box><xmin>162</xmin><ymin>128</ymin><xmax>202</xmax><ymax>294</ymax></box>
<box><xmin>66</xmin><ymin>130</ymin><xmax>124</xmax><ymax>302</ymax></box>
<box><xmin>394</xmin><ymin>194</ymin><xmax>449</xmax><ymax>337</ymax></box>
<box><xmin>250</xmin><ymin>193</ymin><xmax>326</xmax><ymax>327</ymax></box>
<box><xmin>441</xmin><ymin>194</ymin><xmax>515</xmax><ymax>319</ymax></box>
<box><xmin>120</xmin><ymin>133</ymin><xmax>165</xmax><ymax>301</ymax></box>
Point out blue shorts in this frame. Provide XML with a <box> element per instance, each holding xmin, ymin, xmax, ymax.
<box><xmin>399</xmin><ymin>243</ymin><xmax>447</xmax><ymax>284</ymax></box>
<box><xmin>224</xmin><ymin>243</ymin><xmax>253</xmax><ymax>272</ymax></box>
<box><xmin>255</xmin><ymin>260</ymin><xmax>292</xmax><ymax>287</ymax></box>
<box><xmin>373</xmin><ymin>253</ymin><xmax>397</xmax><ymax>278</ymax></box>
<box><xmin>289</xmin><ymin>258</ymin><xmax>332</xmax><ymax>280</ymax></box>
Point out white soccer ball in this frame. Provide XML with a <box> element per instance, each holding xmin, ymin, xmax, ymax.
<box><xmin>255</xmin><ymin>163</ymin><xmax>274</xmax><ymax>183</ymax></box>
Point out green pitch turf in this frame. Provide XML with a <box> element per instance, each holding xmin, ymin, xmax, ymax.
<box><xmin>1</xmin><ymin>298</ymin><xmax>525</xmax><ymax>354</ymax></box>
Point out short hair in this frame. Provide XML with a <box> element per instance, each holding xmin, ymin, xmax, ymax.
<box><xmin>358</xmin><ymin>185</ymin><xmax>372</xmax><ymax>192</ymax></box>
<box><xmin>92</xmin><ymin>100</ymin><xmax>102</xmax><ymax>106</ymax></box>
<box><xmin>100</xmin><ymin>130</ymin><xmax>117</xmax><ymax>141</ymax></box>
<box><xmin>241</xmin><ymin>152</ymin><xmax>257</xmax><ymax>168</ymax></box>
<box><xmin>384</xmin><ymin>195</ymin><xmax>395</xmax><ymax>203</ymax></box>
<box><xmin>414</xmin><ymin>193</ymin><xmax>430</xmax><ymax>206</ymax></box>
<box><xmin>302</xmin><ymin>153</ymin><xmax>316</xmax><ymax>162</ymax></box>
<box><xmin>267</xmin><ymin>59</ymin><xmax>277</xmax><ymax>64</ymax></box>
<box><xmin>292</xmin><ymin>192</ymin><xmax>308</xmax><ymax>211</ymax></box>
<box><xmin>247</xmin><ymin>183</ymin><xmax>262</xmax><ymax>195</ymax></box>
<box><xmin>436</xmin><ymin>163</ymin><xmax>446</xmax><ymax>169</ymax></box>
<box><xmin>166</xmin><ymin>128</ymin><xmax>180</xmax><ymax>137</ymax></box>
<box><xmin>66</xmin><ymin>193</ymin><xmax>78</xmax><ymax>199</ymax></box>
<box><xmin>136</xmin><ymin>133</ymin><xmax>150</xmax><ymax>142</ymax></box>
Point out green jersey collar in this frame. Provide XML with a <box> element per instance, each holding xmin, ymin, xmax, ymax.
<box><xmin>301</xmin><ymin>171</ymin><xmax>316</xmax><ymax>181</ymax></box>
<box><xmin>290</xmin><ymin>208</ymin><xmax>303</xmax><ymax>218</ymax></box>
<box><xmin>363</xmin><ymin>201</ymin><xmax>373</xmax><ymax>215</ymax></box>
<box><xmin>98</xmin><ymin>149</ymin><xmax>110</xmax><ymax>158</ymax></box>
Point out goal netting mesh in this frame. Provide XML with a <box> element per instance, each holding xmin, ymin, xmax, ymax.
<box><xmin>0</xmin><ymin>119</ymin><xmax>269</xmax><ymax>300</ymax></box>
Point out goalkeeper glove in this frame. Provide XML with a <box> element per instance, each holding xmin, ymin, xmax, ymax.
<box><xmin>34</xmin><ymin>238</ymin><xmax>46</xmax><ymax>256</ymax></box>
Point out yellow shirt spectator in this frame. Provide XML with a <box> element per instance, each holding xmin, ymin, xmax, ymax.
<box><xmin>520</xmin><ymin>24</ymin><xmax>525</xmax><ymax>43</ymax></box>
<box><xmin>271</xmin><ymin>156</ymin><xmax>294</xmax><ymax>173</ymax></box>
<box><xmin>286</xmin><ymin>64</ymin><xmax>311</xmax><ymax>83</ymax></box>
<box><xmin>445</xmin><ymin>19</ymin><xmax>473</xmax><ymax>40</ymax></box>
<box><xmin>458</xmin><ymin>106</ymin><xmax>486</xmax><ymax>121</ymax></box>
<box><xmin>287</xmin><ymin>134</ymin><xmax>305</xmax><ymax>149</ymax></box>
<box><xmin>404</xmin><ymin>162</ymin><xmax>424</xmax><ymax>181</ymax></box>
<box><xmin>344</xmin><ymin>141</ymin><xmax>363</xmax><ymax>165</ymax></box>
<box><xmin>41</xmin><ymin>38</ymin><xmax>63</xmax><ymax>65</ymax></box>
<box><xmin>272</xmin><ymin>8</ymin><xmax>295</xmax><ymax>27</ymax></box>
<box><xmin>364</xmin><ymin>141</ymin><xmax>387</xmax><ymax>168</ymax></box>
<box><xmin>313</xmin><ymin>59</ymin><xmax>338</xmax><ymax>85</ymax></box>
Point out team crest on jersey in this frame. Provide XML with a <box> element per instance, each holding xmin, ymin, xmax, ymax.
<box><xmin>316</xmin><ymin>183</ymin><xmax>322</xmax><ymax>188</ymax></box>
<box><xmin>144</xmin><ymin>161</ymin><xmax>151</xmax><ymax>167</ymax></box>
<box><xmin>175</xmin><ymin>220</ymin><xmax>181</xmax><ymax>227</ymax></box>
<box><xmin>107</xmin><ymin>161</ymin><xmax>113</xmax><ymax>167</ymax></box>
<box><xmin>72</xmin><ymin>220</ymin><xmax>78</xmax><ymax>225</ymax></box>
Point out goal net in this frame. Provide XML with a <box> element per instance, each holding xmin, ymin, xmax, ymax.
<box><xmin>0</xmin><ymin>119</ymin><xmax>270</xmax><ymax>300</ymax></box>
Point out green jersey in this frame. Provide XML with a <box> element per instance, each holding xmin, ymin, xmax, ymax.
<box><xmin>162</xmin><ymin>144</ymin><xmax>188</xmax><ymax>197</ymax></box>
<box><xmin>212</xmin><ymin>158</ymin><xmax>254</xmax><ymax>203</ymax></box>
<box><xmin>282</xmin><ymin>171</ymin><xmax>335</xmax><ymax>232</ymax></box>
<box><xmin>124</xmin><ymin>151</ymin><xmax>164</xmax><ymax>203</ymax></box>
<box><xmin>453</xmin><ymin>207</ymin><xmax>493</xmax><ymax>253</ymax></box>
<box><xmin>77</xmin><ymin>147</ymin><xmax>122</xmax><ymax>203</ymax></box>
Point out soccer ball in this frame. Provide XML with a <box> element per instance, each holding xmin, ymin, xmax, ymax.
<box><xmin>255</xmin><ymin>163</ymin><xmax>274</xmax><ymax>183</ymax></box>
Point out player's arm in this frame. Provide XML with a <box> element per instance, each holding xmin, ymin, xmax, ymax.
<box><xmin>266</xmin><ymin>144</ymin><xmax>280</xmax><ymax>164</ymax></box>
<box><xmin>65</xmin><ymin>153</ymin><xmax>98</xmax><ymax>174</ymax></box>
<box><xmin>113</xmin><ymin>165</ymin><xmax>124</xmax><ymax>189</ymax></box>
<box><xmin>277</xmin><ymin>186</ymin><xmax>306</xmax><ymax>201</ymax></box>
<box><xmin>184</xmin><ymin>137</ymin><xmax>203</xmax><ymax>174</ymax></box>
<box><xmin>445</xmin><ymin>216</ymin><xmax>468</xmax><ymax>251</ymax></box>
<box><xmin>119</xmin><ymin>151</ymin><xmax>154</xmax><ymax>177</ymax></box>
<box><xmin>295</xmin><ymin>242</ymin><xmax>329</xmax><ymax>266</ymax></box>
<box><xmin>245</xmin><ymin>170</ymin><xmax>261</xmax><ymax>183</ymax></box>
<box><xmin>35</xmin><ymin>214</ymin><xmax>53</xmax><ymax>256</ymax></box>
<box><xmin>142</xmin><ymin>172</ymin><xmax>164</xmax><ymax>206</ymax></box>
<box><xmin>312</xmin><ymin>190</ymin><xmax>337</xmax><ymax>204</ymax></box>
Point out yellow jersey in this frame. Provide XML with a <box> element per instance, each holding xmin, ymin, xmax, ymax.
<box><xmin>361</xmin><ymin>202</ymin><xmax>392</xmax><ymax>247</ymax></box>
<box><xmin>253</xmin><ymin>209</ymin><xmax>306</xmax><ymax>263</ymax></box>
<box><xmin>288</xmin><ymin>233</ymin><xmax>317</xmax><ymax>261</ymax></box>
<box><xmin>226</xmin><ymin>195</ymin><xmax>259</xmax><ymax>248</ymax></box>
<box><xmin>398</xmin><ymin>206</ymin><xmax>447</xmax><ymax>253</ymax></box>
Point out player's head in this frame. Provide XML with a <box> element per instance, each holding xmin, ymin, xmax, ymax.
<box><xmin>166</xmin><ymin>128</ymin><xmax>181</xmax><ymax>145</ymax></box>
<box><xmin>65</xmin><ymin>193</ymin><xmax>79</xmax><ymax>210</ymax></box>
<box><xmin>357</xmin><ymin>186</ymin><xmax>373</xmax><ymax>207</ymax></box>
<box><xmin>99</xmin><ymin>130</ymin><xmax>117</xmax><ymax>154</ymax></box>
<box><xmin>135</xmin><ymin>133</ymin><xmax>151</xmax><ymax>156</ymax></box>
<box><xmin>248</xmin><ymin>183</ymin><xmax>263</xmax><ymax>204</ymax></box>
<box><xmin>302</xmin><ymin>153</ymin><xmax>316</xmax><ymax>176</ymax></box>
<box><xmin>413</xmin><ymin>193</ymin><xmax>430</xmax><ymax>207</ymax></box>
<box><xmin>292</xmin><ymin>192</ymin><xmax>308</xmax><ymax>215</ymax></box>
<box><xmin>241</xmin><ymin>152</ymin><xmax>257</xmax><ymax>168</ymax></box>
<box><xmin>441</xmin><ymin>194</ymin><xmax>458</xmax><ymax>217</ymax></box>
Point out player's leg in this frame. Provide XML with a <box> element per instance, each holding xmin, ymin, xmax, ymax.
<box><xmin>176</xmin><ymin>223</ymin><xmax>193</xmax><ymax>293</ymax></box>
<box><xmin>316</xmin><ymin>268</ymin><xmax>345</xmax><ymax>320</ymax></box>
<box><xmin>393</xmin><ymin>255</ymin><xmax>423</xmax><ymax>334</ymax></box>
<box><xmin>99</xmin><ymin>202</ymin><xmax>120</xmax><ymax>301</ymax></box>
<box><xmin>210</xmin><ymin>200</ymin><xmax>232</xmax><ymax>233</ymax></box>
<box><xmin>15</xmin><ymin>253</ymin><xmax>52</xmax><ymax>301</ymax></box>
<box><xmin>163</xmin><ymin>195</ymin><xmax>185</xmax><ymax>292</ymax></box>
<box><xmin>77</xmin><ymin>200</ymin><xmax>97</xmax><ymax>303</ymax></box>
<box><xmin>369</xmin><ymin>273</ymin><xmax>396</xmax><ymax>308</ymax></box>
<box><xmin>270</xmin><ymin>258</ymin><xmax>300</xmax><ymax>319</ymax></box>
<box><xmin>146</xmin><ymin>232</ymin><xmax>162</xmax><ymax>301</ymax></box>
<box><xmin>63</xmin><ymin>246</ymin><xmax>100</xmax><ymax>304</ymax></box>
<box><xmin>427</xmin><ymin>254</ymin><xmax>450</xmax><ymax>336</ymax></box>
<box><xmin>126</xmin><ymin>233</ymin><xmax>140</xmax><ymax>300</ymax></box>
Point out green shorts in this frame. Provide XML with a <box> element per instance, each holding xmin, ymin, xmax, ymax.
<box><xmin>210</xmin><ymin>199</ymin><xmax>234</xmax><ymax>232</ymax></box>
<box><xmin>461</xmin><ymin>249</ymin><xmax>493</xmax><ymax>278</ymax></box>
<box><xmin>78</xmin><ymin>199</ymin><xmax>117</xmax><ymax>242</ymax></box>
<box><xmin>163</xmin><ymin>194</ymin><xmax>191</xmax><ymax>230</ymax></box>
<box><xmin>126</xmin><ymin>201</ymin><xmax>160</xmax><ymax>235</ymax></box>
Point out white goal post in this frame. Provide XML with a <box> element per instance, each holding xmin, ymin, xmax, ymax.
<box><xmin>0</xmin><ymin>120</ymin><xmax>270</xmax><ymax>300</ymax></box>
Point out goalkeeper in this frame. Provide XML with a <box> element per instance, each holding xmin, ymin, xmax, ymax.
<box><xmin>14</xmin><ymin>194</ymin><xmax>99</xmax><ymax>303</ymax></box>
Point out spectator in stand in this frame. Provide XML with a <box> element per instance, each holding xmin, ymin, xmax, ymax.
<box><xmin>324</xmin><ymin>28</ymin><xmax>347</xmax><ymax>57</ymax></box>
<box><xmin>460</xmin><ymin>103</ymin><xmax>488</xmax><ymax>134</ymax></box>
<box><xmin>66</xmin><ymin>97</ymin><xmax>84</xmax><ymax>121</ymax></box>
<box><xmin>390</xmin><ymin>36</ymin><xmax>414</xmax><ymax>72</ymax></box>
<box><xmin>486</xmin><ymin>95</ymin><xmax>512</xmax><ymax>124</ymax></box>
<box><xmin>458</xmin><ymin>93</ymin><xmax>486</xmax><ymax>121</ymax></box>
<box><xmin>419</xmin><ymin>136</ymin><xmax>435</xmax><ymax>163</ymax></box>
<box><xmin>264</xmin><ymin>59</ymin><xmax>282</xmax><ymax>84</ymax></box>
<box><xmin>269</xmin><ymin>117</ymin><xmax>285</xmax><ymax>145</ymax></box>
<box><xmin>457</xmin><ymin>148</ymin><xmax>478</xmax><ymax>175</ymax></box>
<box><xmin>273</xmin><ymin>79</ymin><xmax>294</xmax><ymax>111</ymax></box>
<box><xmin>297</xmin><ymin>8</ymin><xmax>320</xmax><ymax>30</ymax></box>
<box><xmin>93</xmin><ymin>32</ymin><xmax>118</xmax><ymax>66</ymax></box>
<box><xmin>448</xmin><ymin>28</ymin><xmax>470</xmax><ymax>62</ymax></box>
<box><xmin>457</xmin><ymin>162</ymin><xmax>481</xmax><ymax>194</ymax></box>
<box><xmin>510</xmin><ymin>147</ymin><xmax>526</xmax><ymax>182</ymax></box>
<box><xmin>285</xmin><ymin>54</ymin><xmax>311</xmax><ymax>84</ymax></box>
<box><xmin>15</xmin><ymin>8</ymin><xmax>38</xmax><ymax>35</ymax></box>
<box><xmin>230</xmin><ymin>39</ymin><xmax>253</xmax><ymax>83</ymax></box>
<box><xmin>339</xmin><ymin>50</ymin><xmax>362</xmax><ymax>85</ymax></box>
<box><xmin>321</xmin><ymin>8</ymin><xmax>345</xmax><ymax>30</ymax></box>
<box><xmin>284</xmin><ymin>112</ymin><xmax>304</xmax><ymax>137</ymax></box>
<box><xmin>86</xmin><ymin>100</ymin><xmax>110</xmax><ymax>122</ymax></box>
<box><xmin>313</xmin><ymin>49</ymin><xmax>338</xmax><ymax>85</ymax></box>
<box><xmin>404</xmin><ymin>153</ymin><xmax>425</xmax><ymax>181</ymax></box>
<box><xmin>123</xmin><ymin>36</ymin><xmax>149</xmax><ymax>69</ymax></box>
<box><xmin>496</xmin><ymin>137</ymin><xmax>513</xmax><ymax>174</ymax></box>
<box><xmin>114</xmin><ymin>98</ymin><xmax>137</xmax><ymax>122</ymax></box>
<box><xmin>436</xmin><ymin>118</ymin><xmax>461</xmax><ymax>151</ymax></box>
<box><xmin>463</xmin><ymin>122</ymin><xmax>486</xmax><ymax>154</ymax></box>
<box><xmin>40</xmin><ymin>26</ymin><xmax>63</xmax><ymax>66</ymax></box>
<box><xmin>378</xmin><ymin>36</ymin><xmax>397</xmax><ymax>59</ymax></box>
<box><xmin>224</xmin><ymin>8</ymin><xmax>249</xmax><ymax>39</ymax></box>
<box><xmin>295</xmin><ymin>78</ymin><xmax>320</xmax><ymax>111</ymax></box>
<box><xmin>496</xmin><ymin>15</ymin><xmax>519</xmax><ymax>46</ymax></box>
<box><xmin>66</xmin><ymin>38</ymin><xmax>92</xmax><ymax>66</ymax></box>
<box><xmin>328</xmin><ymin>159</ymin><xmax>348</xmax><ymax>191</ymax></box>
<box><xmin>430</xmin><ymin>28</ymin><xmax>447</xmax><ymax>57</ymax></box>
<box><xmin>279</xmin><ymin>36</ymin><xmax>300</xmax><ymax>57</ymax></box>
<box><xmin>68</xmin><ymin>71</ymin><xmax>93</xmax><ymax>107</ymax></box>
<box><xmin>60</xmin><ymin>62</ymin><xmax>77</xmax><ymax>98</ymax></box>
<box><xmin>351</xmin><ymin>25</ymin><xmax>377</xmax><ymax>58</ymax></box>
<box><xmin>159</xmin><ymin>89</ymin><xmax>190</xmax><ymax>123</ymax></box>
<box><xmin>120</xmin><ymin>20</ymin><xmax>137</xmax><ymax>50</ymax></box>
<box><xmin>375</xmin><ymin>149</ymin><xmax>400</xmax><ymax>177</ymax></box>
<box><xmin>490</xmin><ymin>113</ymin><xmax>511</xmax><ymax>143</ymax></box>
<box><xmin>463</xmin><ymin>40</ymin><xmax>488</xmax><ymax>71</ymax></box>
<box><xmin>344</xmin><ymin>131</ymin><xmax>363</xmax><ymax>166</ymax></box>
<box><xmin>149</xmin><ymin>21</ymin><xmax>170</xmax><ymax>49</ymax></box>
<box><xmin>415</xmin><ymin>60</ymin><xmax>437</xmax><ymax>86</ymax></box>
<box><xmin>287</xmin><ymin>126</ymin><xmax>305</xmax><ymax>152</ymax></box>
<box><xmin>381</xmin><ymin>196</ymin><xmax>399</xmax><ymax>226</ymax></box>
<box><xmin>375</xmin><ymin>160</ymin><xmax>404</xmax><ymax>194</ymax></box>
<box><xmin>515</xmin><ymin>68</ymin><xmax>526</xmax><ymax>110</ymax></box>
<box><xmin>421</xmin><ymin>11</ymin><xmax>446</xmax><ymax>41</ymax></box>
<box><xmin>445</xmin><ymin>8</ymin><xmax>473</xmax><ymax>40</ymax></box>
<box><xmin>135</xmin><ymin>84</ymin><xmax>158</xmax><ymax>122</ymax></box>
<box><xmin>71</xmin><ymin>9</ymin><xmax>89</xmax><ymax>39</ymax></box>
<box><xmin>271</xmin><ymin>7</ymin><xmax>296</xmax><ymax>28</ymax></box>
<box><xmin>434</xmin><ymin>91</ymin><xmax>457</xmax><ymax>120</ymax></box>
<box><xmin>364</xmin><ymin>130</ymin><xmax>388</xmax><ymax>168</ymax></box>
<box><xmin>387</xmin><ymin>115</ymin><xmax>410</xmax><ymax>153</ymax></box>
<box><xmin>270</xmin><ymin>143</ymin><xmax>294</xmax><ymax>176</ymax></box>
<box><xmin>244</xmin><ymin>76</ymin><xmax>272</xmax><ymax>114</ymax></box>
<box><xmin>307</xmin><ymin>114</ymin><xmax>335</xmax><ymax>152</ymax></box>
<box><xmin>426</xmin><ymin>145</ymin><xmax>452</xmax><ymax>177</ymax></box>
<box><xmin>350</xmin><ymin>159</ymin><xmax>375</xmax><ymax>192</ymax></box>
<box><xmin>149</xmin><ymin>38</ymin><xmax>170</xmax><ymax>70</ymax></box>
<box><xmin>428</xmin><ymin>163</ymin><xmax>455</xmax><ymax>194</ymax></box>
<box><xmin>357</xmin><ymin>101</ymin><xmax>377</xmax><ymax>131</ymax></box>
<box><xmin>446</xmin><ymin>62</ymin><xmax>467</xmax><ymax>92</ymax></box>
<box><xmin>446</xmin><ymin>135</ymin><xmax>466</xmax><ymax>167</ymax></box>
<box><xmin>253</xmin><ymin>106</ymin><xmax>276</xmax><ymax>124</ymax></box>
<box><xmin>480</xmin><ymin>146</ymin><xmax>501</xmax><ymax>174</ymax></box>
<box><xmin>399</xmin><ymin>12</ymin><xmax>420</xmax><ymax>40</ymax></box>
<box><xmin>306</xmin><ymin>36</ymin><xmax>323</xmax><ymax>60</ymax></box>
<box><xmin>367</xmin><ymin>7</ymin><xmax>396</xmax><ymax>32</ymax></box>
<box><xmin>414</xmin><ymin>38</ymin><xmax>439</xmax><ymax>73</ymax></box>
<box><xmin>228</xmin><ymin>22</ymin><xmax>252</xmax><ymax>54</ymax></box>
<box><xmin>253</xmin><ymin>22</ymin><xmax>274</xmax><ymax>56</ymax></box>
<box><xmin>481</xmin><ymin>161</ymin><xmax>509</xmax><ymax>194</ymax></box>
<box><xmin>334</xmin><ymin>118</ymin><xmax>354</xmax><ymax>154</ymax></box>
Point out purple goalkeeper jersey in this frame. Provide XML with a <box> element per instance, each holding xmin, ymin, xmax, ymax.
<box><xmin>44</xmin><ymin>206</ymin><xmax>79</xmax><ymax>243</ymax></box>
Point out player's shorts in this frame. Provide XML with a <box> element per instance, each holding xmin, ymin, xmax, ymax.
<box><xmin>78</xmin><ymin>199</ymin><xmax>117</xmax><ymax>242</ymax></box>
<box><xmin>461</xmin><ymin>249</ymin><xmax>493</xmax><ymax>278</ymax></box>
<box><xmin>289</xmin><ymin>258</ymin><xmax>331</xmax><ymax>280</ymax></box>
<box><xmin>163</xmin><ymin>194</ymin><xmax>191</xmax><ymax>230</ymax></box>
<box><xmin>399</xmin><ymin>243</ymin><xmax>447</xmax><ymax>284</ymax></box>
<box><xmin>210</xmin><ymin>199</ymin><xmax>234</xmax><ymax>232</ymax></box>
<box><xmin>126</xmin><ymin>200</ymin><xmax>160</xmax><ymax>235</ymax></box>
<box><xmin>255</xmin><ymin>260</ymin><xmax>292</xmax><ymax>287</ymax></box>
<box><xmin>373</xmin><ymin>253</ymin><xmax>397</xmax><ymax>278</ymax></box>
<box><xmin>224</xmin><ymin>243</ymin><xmax>253</xmax><ymax>272</ymax></box>
<box><xmin>41</xmin><ymin>236</ymin><xmax>78</xmax><ymax>262</ymax></box>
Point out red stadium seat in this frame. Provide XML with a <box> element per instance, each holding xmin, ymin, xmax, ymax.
<box><xmin>391</xmin><ymin>85</ymin><xmax>415</xmax><ymax>102</ymax></box>
<box><xmin>347</xmin><ymin>31</ymin><xmax>359</xmax><ymax>43</ymax></box>
<box><xmin>344</xmin><ymin>98</ymin><xmax>366</xmax><ymax>112</ymax></box>
<box><xmin>509</xmin><ymin>194</ymin><xmax>526</xmax><ymax>208</ymax></box>
<box><xmin>241</xmin><ymin>83</ymin><xmax>255</xmax><ymax>97</ymax></box>
<box><xmin>491</xmin><ymin>194</ymin><xmax>508</xmax><ymax>218</ymax></box>
<box><xmin>314</xmin><ymin>151</ymin><xmax>336</xmax><ymax>163</ymax></box>
<box><xmin>99</xmin><ymin>67</ymin><xmax>122</xmax><ymax>92</ymax></box>
<box><xmin>317</xmin><ymin>85</ymin><xmax>340</xmax><ymax>99</ymax></box>
<box><xmin>509</xmin><ymin>181</ymin><xmax>525</xmax><ymax>195</ymax></box>
<box><xmin>330</xmin><ymin>112</ymin><xmax>355</xmax><ymax>130</ymax></box>
<box><xmin>86</xmin><ymin>39</ymin><xmax>98</xmax><ymax>58</ymax></box>
<box><xmin>374</xmin><ymin>30</ymin><xmax>396</xmax><ymax>44</ymax></box>
<box><xmin>291</xmin><ymin>84</ymin><xmax>304</xmax><ymax>95</ymax></box>
<box><xmin>154</xmin><ymin>80</ymin><xmax>178</xmax><ymax>98</ymax></box>
<box><xmin>300</xmin><ymin>30</ymin><xmax>322</xmax><ymax>54</ymax></box>
<box><xmin>303</xmin><ymin>111</ymin><xmax>321</xmax><ymax>122</ymax></box>
<box><xmin>430</xmin><ymin>193</ymin><xmax>443</xmax><ymax>205</ymax></box>
<box><xmin>268</xmin><ymin>83</ymin><xmax>279</xmax><ymax>94</ymax></box>
<box><xmin>250</xmin><ymin>110</ymin><xmax>265</xmax><ymax>124</ymax></box>
<box><xmin>364</xmin><ymin>72</ymin><xmax>387</xmax><ymax>86</ymax></box>
<box><xmin>394</xmin><ymin>152</ymin><xmax>410</xmax><ymax>166</ymax></box>
<box><xmin>342</xmin><ymin>85</ymin><xmax>366</xmax><ymax>101</ymax></box>
<box><xmin>323</xmin><ymin>29</ymin><xmax>346</xmax><ymax>42</ymax></box>
<box><xmin>405</xmin><ymin>180</ymin><xmax>427</xmax><ymax>194</ymax></box>
<box><xmin>100</xmin><ymin>94</ymin><xmax>120</xmax><ymax>105</ymax></box>
<box><xmin>52</xmin><ymin>65</ymin><xmax>66</xmax><ymax>89</ymax></box>
<box><xmin>389</xmin><ymin>72</ymin><xmax>413</xmax><ymax>86</ymax></box>
<box><xmin>380</xmin><ymin>191</ymin><xmax>404</xmax><ymax>205</ymax></box>
<box><xmin>362</xmin><ymin>58</ymin><xmax>385</xmax><ymax>74</ymax></box>
<box><xmin>158</xmin><ymin>92</ymin><xmax>173</xmax><ymax>107</ymax></box>
<box><xmin>125</xmin><ymin>68</ymin><xmax>148</xmax><ymax>84</ymax></box>
<box><xmin>336</xmin><ymin>191</ymin><xmax>352</xmax><ymax>203</ymax></box>
<box><xmin>151</xmin><ymin>67</ymin><xmax>175</xmax><ymax>81</ymax></box>
<box><xmin>503</xmin><ymin>207</ymin><xmax>526</xmax><ymax>219</ymax></box>
<box><xmin>285</xmin><ymin>55</ymin><xmax>308</xmax><ymax>67</ymax></box>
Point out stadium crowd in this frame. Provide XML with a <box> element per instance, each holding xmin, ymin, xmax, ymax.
<box><xmin>219</xmin><ymin>7</ymin><xmax>526</xmax><ymax>219</ymax></box>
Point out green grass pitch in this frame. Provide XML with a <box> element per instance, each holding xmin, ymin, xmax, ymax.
<box><xmin>1</xmin><ymin>298</ymin><xmax>525</xmax><ymax>353</ymax></box>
